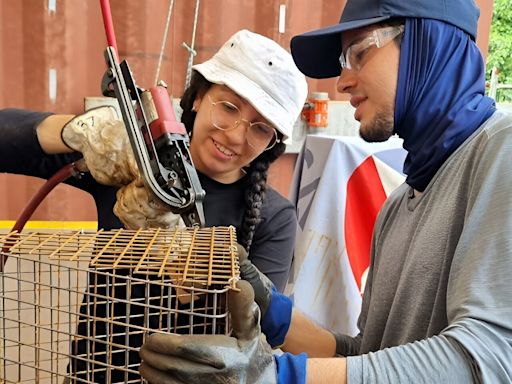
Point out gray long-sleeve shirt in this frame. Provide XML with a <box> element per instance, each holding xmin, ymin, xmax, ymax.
<box><xmin>337</xmin><ymin>111</ymin><xmax>512</xmax><ymax>383</ymax></box>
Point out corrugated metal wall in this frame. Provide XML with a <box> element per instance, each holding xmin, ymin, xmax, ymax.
<box><xmin>0</xmin><ymin>0</ymin><xmax>349</xmax><ymax>112</ymax></box>
<box><xmin>0</xmin><ymin>0</ymin><xmax>493</xmax><ymax>223</ymax></box>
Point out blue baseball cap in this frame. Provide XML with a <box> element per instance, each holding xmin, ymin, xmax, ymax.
<box><xmin>291</xmin><ymin>0</ymin><xmax>480</xmax><ymax>79</ymax></box>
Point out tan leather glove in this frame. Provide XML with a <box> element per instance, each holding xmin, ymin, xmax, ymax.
<box><xmin>139</xmin><ymin>280</ymin><xmax>277</xmax><ymax>384</ymax></box>
<box><xmin>63</xmin><ymin>106</ymin><xmax>184</xmax><ymax>230</ymax></box>
<box><xmin>114</xmin><ymin>177</ymin><xmax>183</xmax><ymax>229</ymax></box>
<box><xmin>61</xmin><ymin>106</ymin><xmax>138</xmax><ymax>186</ymax></box>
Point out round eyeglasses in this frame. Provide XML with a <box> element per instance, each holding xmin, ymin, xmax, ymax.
<box><xmin>339</xmin><ymin>25</ymin><xmax>404</xmax><ymax>71</ymax></box>
<box><xmin>207</xmin><ymin>95</ymin><xmax>279</xmax><ymax>151</ymax></box>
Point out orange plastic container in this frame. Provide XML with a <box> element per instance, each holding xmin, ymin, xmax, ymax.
<box><xmin>302</xmin><ymin>92</ymin><xmax>329</xmax><ymax>128</ymax></box>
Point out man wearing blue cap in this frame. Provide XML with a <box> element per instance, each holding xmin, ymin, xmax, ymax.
<box><xmin>138</xmin><ymin>0</ymin><xmax>512</xmax><ymax>383</ymax></box>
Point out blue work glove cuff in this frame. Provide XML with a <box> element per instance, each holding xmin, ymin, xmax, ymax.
<box><xmin>275</xmin><ymin>352</ymin><xmax>307</xmax><ymax>384</ymax></box>
<box><xmin>261</xmin><ymin>288</ymin><xmax>293</xmax><ymax>348</ymax></box>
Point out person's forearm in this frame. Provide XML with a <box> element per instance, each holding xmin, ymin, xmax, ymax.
<box><xmin>281</xmin><ymin>310</ymin><xmax>337</xmax><ymax>357</ymax></box>
<box><xmin>346</xmin><ymin>334</ymin><xmax>476</xmax><ymax>383</ymax></box>
<box><xmin>36</xmin><ymin>114</ymin><xmax>74</xmax><ymax>154</ymax></box>
<box><xmin>307</xmin><ymin>357</ymin><xmax>347</xmax><ymax>384</ymax></box>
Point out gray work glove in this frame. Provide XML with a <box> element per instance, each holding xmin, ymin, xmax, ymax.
<box><xmin>139</xmin><ymin>280</ymin><xmax>277</xmax><ymax>384</ymax></box>
<box><xmin>237</xmin><ymin>244</ymin><xmax>273</xmax><ymax>317</ymax></box>
<box><xmin>61</xmin><ymin>106</ymin><xmax>139</xmax><ymax>185</ymax></box>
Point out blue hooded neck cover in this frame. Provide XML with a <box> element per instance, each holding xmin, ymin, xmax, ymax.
<box><xmin>394</xmin><ymin>18</ymin><xmax>496</xmax><ymax>192</ymax></box>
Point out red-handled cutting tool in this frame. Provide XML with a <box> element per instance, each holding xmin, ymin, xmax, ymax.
<box><xmin>99</xmin><ymin>0</ymin><xmax>205</xmax><ymax>227</ymax></box>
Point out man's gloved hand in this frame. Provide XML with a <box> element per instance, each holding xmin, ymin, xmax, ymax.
<box><xmin>139</xmin><ymin>280</ymin><xmax>277</xmax><ymax>384</ymax></box>
<box><xmin>61</xmin><ymin>106</ymin><xmax>138</xmax><ymax>185</ymax></box>
<box><xmin>114</xmin><ymin>178</ymin><xmax>183</xmax><ymax>229</ymax></box>
<box><xmin>237</xmin><ymin>244</ymin><xmax>293</xmax><ymax>349</ymax></box>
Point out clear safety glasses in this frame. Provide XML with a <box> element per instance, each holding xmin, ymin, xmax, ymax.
<box><xmin>339</xmin><ymin>25</ymin><xmax>404</xmax><ymax>71</ymax></box>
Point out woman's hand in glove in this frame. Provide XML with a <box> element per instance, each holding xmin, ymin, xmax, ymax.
<box><xmin>114</xmin><ymin>177</ymin><xmax>183</xmax><ymax>229</ymax></box>
<box><xmin>237</xmin><ymin>244</ymin><xmax>274</xmax><ymax>317</ymax></box>
<box><xmin>61</xmin><ymin>106</ymin><xmax>139</xmax><ymax>185</ymax></box>
<box><xmin>236</xmin><ymin>244</ymin><xmax>293</xmax><ymax>348</ymax></box>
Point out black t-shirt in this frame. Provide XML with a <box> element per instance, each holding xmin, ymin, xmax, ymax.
<box><xmin>0</xmin><ymin>108</ymin><xmax>296</xmax><ymax>290</ymax></box>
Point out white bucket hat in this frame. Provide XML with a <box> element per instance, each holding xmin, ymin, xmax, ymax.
<box><xmin>192</xmin><ymin>29</ymin><xmax>308</xmax><ymax>140</ymax></box>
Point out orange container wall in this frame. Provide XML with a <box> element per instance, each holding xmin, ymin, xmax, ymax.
<box><xmin>0</xmin><ymin>0</ymin><xmax>493</xmax><ymax>224</ymax></box>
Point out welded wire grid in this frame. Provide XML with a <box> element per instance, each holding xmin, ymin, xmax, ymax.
<box><xmin>0</xmin><ymin>226</ymin><xmax>239</xmax><ymax>383</ymax></box>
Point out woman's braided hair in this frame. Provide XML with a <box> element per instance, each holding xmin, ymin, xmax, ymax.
<box><xmin>180</xmin><ymin>71</ymin><xmax>286</xmax><ymax>253</ymax></box>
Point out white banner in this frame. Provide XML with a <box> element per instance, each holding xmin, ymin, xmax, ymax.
<box><xmin>288</xmin><ymin>135</ymin><xmax>406</xmax><ymax>335</ymax></box>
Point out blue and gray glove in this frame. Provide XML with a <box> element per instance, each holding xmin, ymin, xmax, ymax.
<box><xmin>237</xmin><ymin>244</ymin><xmax>293</xmax><ymax>348</ymax></box>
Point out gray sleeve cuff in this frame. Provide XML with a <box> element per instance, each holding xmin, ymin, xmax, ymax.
<box><xmin>346</xmin><ymin>355</ymin><xmax>363</xmax><ymax>384</ymax></box>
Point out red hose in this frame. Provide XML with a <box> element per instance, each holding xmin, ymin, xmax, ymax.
<box><xmin>99</xmin><ymin>0</ymin><xmax>119</xmax><ymax>60</ymax></box>
<box><xmin>0</xmin><ymin>161</ymin><xmax>84</xmax><ymax>271</ymax></box>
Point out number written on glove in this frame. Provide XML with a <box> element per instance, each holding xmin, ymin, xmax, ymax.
<box><xmin>61</xmin><ymin>106</ymin><xmax>139</xmax><ymax>186</ymax></box>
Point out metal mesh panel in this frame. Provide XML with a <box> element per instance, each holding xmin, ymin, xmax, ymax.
<box><xmin>0</xmin><ymin>226</ymin><xmax>239</xmax><ymax>383</ymax></box>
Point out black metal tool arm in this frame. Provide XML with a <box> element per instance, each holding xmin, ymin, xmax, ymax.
<box><xmin>101</xmin><ymin>46</ymin><xmax>205</xmax><ymax>227</ymax></box>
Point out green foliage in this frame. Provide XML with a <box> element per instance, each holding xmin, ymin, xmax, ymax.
<box><xmin>486</xmin><ymin>0</ymin><xmax>512</xmax><ymax>102</ymax></box>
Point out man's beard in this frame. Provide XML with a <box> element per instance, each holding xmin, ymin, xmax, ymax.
<box><xmin>359</xmin><ymin>109</ymin><xmax>394</xmax><ymax>143</ymax></box>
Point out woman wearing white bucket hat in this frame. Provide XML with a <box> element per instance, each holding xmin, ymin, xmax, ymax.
<box><xmin>180</xmin><ymin>29</ymin><xmax>307</xmax><ymax>271</ymax></box>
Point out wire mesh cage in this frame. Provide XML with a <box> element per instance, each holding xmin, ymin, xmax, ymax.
<box><xmin>0</xmin><ymin>226</ymin><xmax>239</xmax><ymax>383</ymax></box>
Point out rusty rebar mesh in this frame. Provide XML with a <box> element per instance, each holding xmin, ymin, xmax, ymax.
<box><xmin>1</xmin><ymin>226</ymin><xmax>240</xmax><ymax>287</ymax></box>
<box><xmin>0</xmin><ymin>226</ymin><xmax>239</xmax><ymax>383</ymax></box>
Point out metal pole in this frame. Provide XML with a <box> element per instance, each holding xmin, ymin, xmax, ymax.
<box><xmin>154</xmin><ymin>0</ymin><xmax>176</xmax><ymax>86</ymax></box>
<box><xmin>182</xmin><ymin>0</ymin><xmax>201</xmax><ymax>91</ymax></box>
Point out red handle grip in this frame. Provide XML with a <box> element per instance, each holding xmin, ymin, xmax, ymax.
<box><xmin>149</xmin><ymin>86</ymin><xmax>187</xmax><ymax>138</ymax></box>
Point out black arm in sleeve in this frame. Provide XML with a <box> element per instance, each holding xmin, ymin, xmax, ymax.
<box><xmin>0</xmin><ymin>108</ymin><xmax>81</xmax><ymax>177</ymax></box>
<box><xmin>0</xmin><ymin>108</ymin><xmax>123</xmax><ymax>230</ymax></box>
